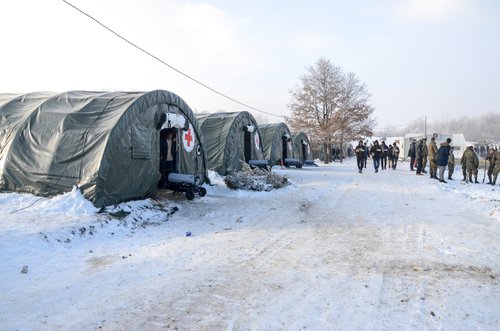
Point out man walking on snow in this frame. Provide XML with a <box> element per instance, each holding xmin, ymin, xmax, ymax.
<box><xmin>380</xmin><ymin>141</ymin><xmax>389</xmax><ymax>170</ymax></box>
<box><xmin>354</xmin><ymin>140</ymin><xmax>366</xmax><ymax>174</ymax></box>
<box><xmin>370</xmin><ymin>140</ymin><xmax>382</xmax><ymax>173</ymax></box>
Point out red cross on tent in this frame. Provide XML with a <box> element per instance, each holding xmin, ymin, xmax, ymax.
<box><xmin>254</xmin><ymin>133</ymin><xmax>260</xmax><ymax>149</ymax></box>
<box><xmin>182</xmin><ymin>123</ymin><xmax>196</xmax><ymax>152</ymax></box>
<box><xmin>184</xmin><ymin>128</ymin><xmax>193</xmax><ymax>147</ymax></box>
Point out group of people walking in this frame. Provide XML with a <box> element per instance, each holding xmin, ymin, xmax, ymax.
<box><xmin>354</xmin><ymin>137</ymin><xmax>500</xmax><ymax>186</ymax></box>
<box><xmin>354</xmin><ymin>140</ymin><xmax>400</xmax><ymax>174</ymax></box>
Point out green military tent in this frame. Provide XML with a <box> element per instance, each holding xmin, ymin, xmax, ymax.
<box><xmin>291</xmin><ymin>132</ymin><xmax>316</xmax><ymax>166</ymax></box>
<box><xmin>0</xmin><ymin>90</ymin><xmax>207</xmax><ymax>207</ymax></box>
<box><xmin>196</xmin><ymin>111</ymin><xmax>266</xmax><ymax>175</ymax></box>
<box><xmin>258</xmin><ymin>122</ymin><xmax>297</xmax><ymax>167</ymax></box>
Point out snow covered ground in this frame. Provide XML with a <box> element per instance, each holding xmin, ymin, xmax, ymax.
<box><xmin>1</xmin><ymin>159</ymin><xmax>499</xmax><ymax>331</ymax></box>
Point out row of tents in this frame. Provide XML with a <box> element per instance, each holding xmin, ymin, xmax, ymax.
<box><xmin>0</xmin><ymin>90</ymin><xmax>314</xmax><ymax>207</ymax></box>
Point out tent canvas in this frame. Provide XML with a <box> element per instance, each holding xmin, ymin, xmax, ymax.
<box><xmin>258</xmin><ymin>122</ymin><xmax>294</xmax><ymax>166</ymax></box>
<box><xmin>0</xmin><ymin>90</ymin><xmax>207</xmax><ymax>207</ymax></box>
<box><xmin>196</xmin><ymin>111</ymin><xmax>265</xmax><ymax>175</ymax></box>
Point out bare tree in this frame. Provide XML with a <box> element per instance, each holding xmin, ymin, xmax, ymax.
<box><xmin>287</xmin><ymin>58</ymin><xmax>343</xmax><ymax>163</ymax></box>
<box><xmin>332</xmin><ymin>72</ymin><xmax>376</xmax><ymax>162</ymax></box>
<box><xmin>287</xmin><ymin>58</ymin><xmax>375</xmax><ymax>163</ymax></box>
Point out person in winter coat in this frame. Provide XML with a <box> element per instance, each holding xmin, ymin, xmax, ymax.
<box><xmin>388</xmin><ymin>144</ymin><xmax>394</xmax><ymax>169</ymax></box>
<box><xmin>408</xmin><ymin>139</ymin><xmax>416</xmax><ymax>171</ymax></box>
<box><xmin>380</xmin><ymin>141</ymin><xmax>389</xmax><ymax>170</ymax></box>
<box><xmin>460</xmin><ymin>152</ymin><xmax>467</xmax><ymax>181</ymax></box>
<box><xmin>491</xmin><ymin>149</ymin><xmax>500</xmax><ymax>186</ymax></box>
<box><xmin>370</xmin><ymin>140</ymin><xmax>383</xmax><ymax>173</ymax></box>
<box><xmin>428</xmin><ymin>137</ymin><xmax>439</xmax><ymax>179</ymax></box>
<box><xmin>354</xmin><ymin>140</ymin><xmax>366</xmax><ymax>174</ymax></box>
<box><xmin>486</xmin><ymin>147</ymin><xmax>496</xmax><ymax>184</ymax></box>
<box><xmin>415</xmin><ymin>139</ymin><xmax>424</xmax><ymax>175</ymax></box>
<box><xmin>392</xmin><ymin>142</ymin><xmax>400</xmax><ymax>170</ymax></box>
<box><xmin>448</xmin><ymin>147</ymin><xmax>455</xmax><ymax>180</ymax></box>
<box><xmin>421</xmin><ymin>138</ymin><xmax>428</xmax><ymax>174</ymax></box>
<box><xmin>437</xmin><ymin>138</ymin><xmax>452</xmax><ymax>183</ymax></box>
<box><xmin>462</xmin><ymin>145</ymin><xmax>480</xmax><ymax>183</ymax></box>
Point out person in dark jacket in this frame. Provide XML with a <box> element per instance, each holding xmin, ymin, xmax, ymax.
<box><xmin>354</xmin><ymin>140</ymin><xmax>366</xmax><ymax>174</ymax></box>
<box><xmin>370</xmin><ymin>140</ymin><xmax>382</xmax><ymax>173</ymax></box>
<box><xmin>415</xmin><ymin>139</ymin><xmax>424</xmax><ymax>175</ymax></box>
<box><xmin>408</xmin><ymin>139</ymin><xmax>416</xmax><ymax>171</ymax></box>
<box><xmin>380</xmin><ymin>141</ymin><xmax>389</xmax><ymax>170</ymax></box>
<box><xmin>388</xmin><ymin>144</ymin><xmax>394</xmax><ymax>169</ymax></box>
<box><xmin>392</xmin><ymin>142</ymin><xmax>400</xmax><ymax>170</ymax></box>
<box><xmin>437</xmin><ymin>138</ymin><xmax>452</xmax><ymax>183</ymax></box>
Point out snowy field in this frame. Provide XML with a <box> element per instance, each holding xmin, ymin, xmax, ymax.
<box><xmin>0</xmin><ymin>159</ymin><xmax>499</xmax><ymax>331</ymax></box>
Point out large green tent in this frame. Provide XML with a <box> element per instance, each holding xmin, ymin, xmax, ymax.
<box><xmin>0</xmin><ymin>90</ymin><xmax>207</xmax><ymax>207</ymax></box>
<box><xmin>258</xmin><ymin>122</ymin><xmax>295</xmax><ymax>167</ymax></box>
<box><xmin>196</xmin><ymin>111</ymin><xmax>265</xmax><ymax>175</ymax></box>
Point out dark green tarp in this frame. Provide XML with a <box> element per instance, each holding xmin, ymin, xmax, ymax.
<box><xmin>258</xmin><ymin>122</ymin><xmax>293</xmax><ymax>166</ymax></box>
<box><xmin>196</xmin><ymin>111</ymin><xmax>265</xmax><ymax>175</ymax></box>
<box><xmin>0</xmin><ymin>90</ymin><xmax>207</xmax><ymax>207</ymax></box>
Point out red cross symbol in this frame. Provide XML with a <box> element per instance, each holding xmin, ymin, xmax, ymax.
<box><xmin>184</xmin><ymin>128</ymin><xmax>193</xmax><ymax>147</ymax></box>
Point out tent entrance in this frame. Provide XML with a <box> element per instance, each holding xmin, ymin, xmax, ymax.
<box><xmin>244</xmin><ymin>131</ymin><xmax>252</xmax><ymax>163</ymax></box>
<box><xmin>158</xmin><ymin>128</ymin><xmax>178</xmax><ymax>189</ymax></box>
<box><xmin>282</xmin><ymin>136</ymin><xmax>288</xmax><ymax>161</ymax></box>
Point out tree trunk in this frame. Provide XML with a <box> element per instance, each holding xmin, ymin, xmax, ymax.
<box><xmin>339</xmin><ymin>135</ymin><xmax>344</xmax><ymax>163</ymax></box>
<box><xmin>323</xmin><ymin>143</ymin><xmax>329</xmax><ymax>164</ymax></box>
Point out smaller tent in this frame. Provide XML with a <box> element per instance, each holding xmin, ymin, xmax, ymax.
<box><xmin>291</xmin><ymin>132</ymin><xmax>317</xmax><ymax>167</ymax></box>
<box><xmin>259</xmin><ymin>122</ymin><xmax>297</xmax><ymax>167</ymax></box>
<box><xmin>196</xmin><ymin>111</ymin><xmax>266</xmax><ymax>175</ymax></box>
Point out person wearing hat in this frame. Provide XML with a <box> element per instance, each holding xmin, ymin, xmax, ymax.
<box><xmin>448</xmin><ymin>146</ymin><xmax>455</xmax><ymax>180</ymax></box>
<box><xmin>486</xmin><ymin>147</ymin><xmax>496</xmax><ymax>184</ymax></box>
<box><xmin>415</xmin><ymin>139</ymin><xmax>424</xmax><ymax>175</ymax></box>
<box><xmin>392</xmin><ymin>142</ymin><xmax>400</xmax><ymax>169</ymax></box>
<box><xmin>491</xmin><ymin>148</ymin><xmax>500</xmax><ymax>186</ymax></box>
<box><xmin>428</xmin><ymin>137</ymin><xmax>439</xmax><ymax>180</ymax></box>
<box><xmin>437</xmin><ymin>138</ymin><xmax>452</xmax><ymax>183</ymax></box>
<box><xmin>380</xmin><ymin>140</ymin><xmax>389</xmax><ymax>170</ymax></box>
<box><xmin>354</xmin><ymin>140</ymin><xmax>366</xmax><ymax>174</ymax></box>
<box><xmin>370</xmin><ymin>140</ymin><xmax>382</xmax><ymax>173</ymax></box>
<box><xmin>462</xmin><ymin>145</ymin><xmax>479</xmax><ymax>183</ymax></box>
<box><xmin>408</xmin><ymin>139</ymin><xmax>417</xmax><ymax>171</ymax></box>
<box><xmin>421</xmin><ymin>138</ymin><xmax>428</xmax><ymax>174</ymax></box>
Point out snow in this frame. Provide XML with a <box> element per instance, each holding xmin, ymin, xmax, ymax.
<box><xmin>1</xmin><ymin>159</ymin><xmax>499</xmax><ymax>330</ymax></box>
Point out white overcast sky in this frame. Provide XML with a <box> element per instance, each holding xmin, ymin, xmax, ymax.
<box><xmin>1</xmin><ymin>0</ymin><xmax>499</xmax><ymax>128</ymax></box>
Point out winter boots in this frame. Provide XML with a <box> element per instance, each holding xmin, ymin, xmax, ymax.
<box><xmin>474</xmin><ymin>174</ymin><xmax>479</xmax><ymax>184</ymax></box>
<box><xmin>487</xmin><ymin>174</ymin><xmax>492</xmax><ymax>184</ymax></box>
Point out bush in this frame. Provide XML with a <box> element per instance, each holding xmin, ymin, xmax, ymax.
<box><xmin>224</xmin><ymin>161</ymin><xmax>288</xmax><ymax>191</ymax></box>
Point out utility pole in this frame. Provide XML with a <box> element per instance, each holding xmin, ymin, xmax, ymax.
<box><xmin>424</xmin><ymin>116</ymin><xmax>427</xmax><ymax>138</ymax></box>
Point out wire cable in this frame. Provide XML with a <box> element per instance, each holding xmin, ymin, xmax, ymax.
<box><xmin>62</xmin><ymin>0</ymin><xmax>284</xmax><ymax>119</ymax></box>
